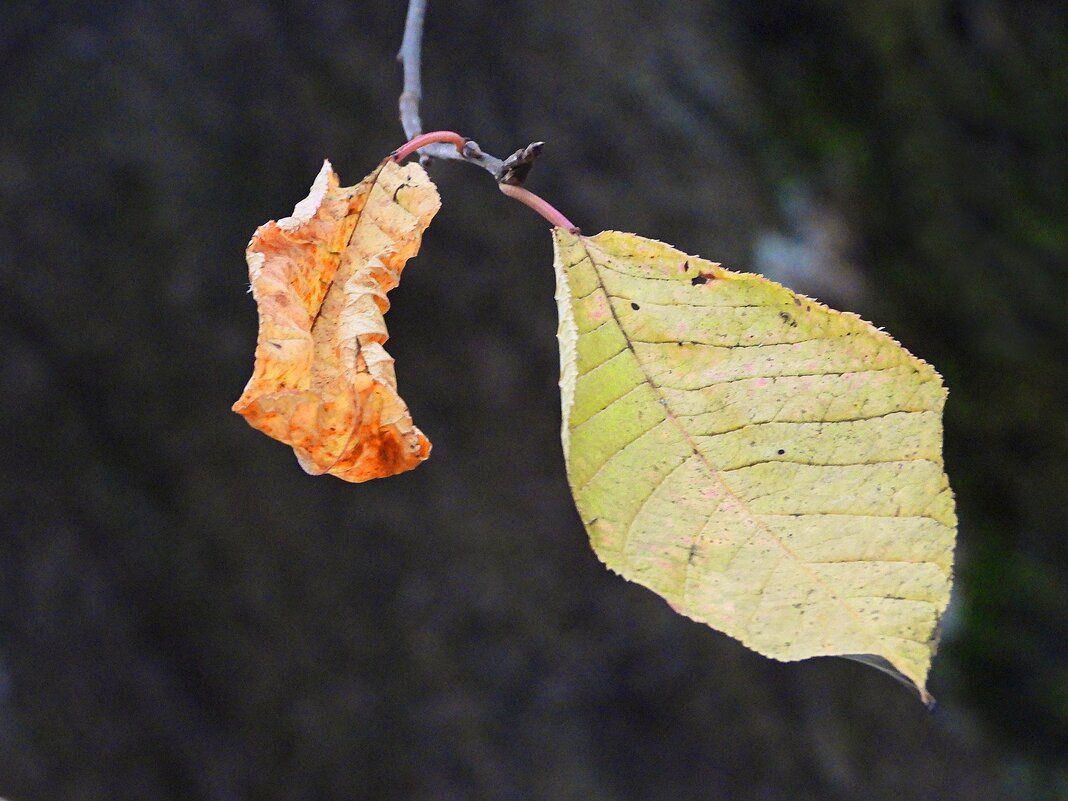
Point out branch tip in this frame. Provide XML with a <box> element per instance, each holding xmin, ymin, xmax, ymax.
<box><xmin>497</xmin><ymin>142</ymin><xmax>546</xmax><ymax>186</ymax></box>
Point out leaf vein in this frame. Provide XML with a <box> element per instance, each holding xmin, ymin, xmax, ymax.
<box><xmin>573</xmin><ymin>418</ymin><xmax>671</xmax><ymax>493</ymax></box>
<box><xmin>719</xmin><ymin>456</ymin><xmax>942</xmax><ymax>473</ymax></box>
<box><xmin>621</xmin><ymin>456</ymin><xmax>693</xmax><ymax>552</ymax></box>
<box><xmin>653</xmin><ymin>366</ymin><xmax>906</xmax><ymax>391</ymax></box>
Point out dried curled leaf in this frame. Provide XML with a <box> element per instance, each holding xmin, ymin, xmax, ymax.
<box><xmin>233</xmin><ymin>158</ymin><xmax>439</xmax><ymax>481</ymax></box>
<box><xmin>553</xmin><ymin>229</ymin><xmax>957</xmax><ymax>701</ymax></box>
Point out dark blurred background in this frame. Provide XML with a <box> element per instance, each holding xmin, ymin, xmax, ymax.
<box><xmin>1</xmin><ymin>1</ymin><xmax>1066</xmax><ymax>799</ymax></box>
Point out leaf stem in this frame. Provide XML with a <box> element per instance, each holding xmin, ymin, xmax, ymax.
<box><xmin>498</xmin><ymin>183</ymin><xmax>579</xmax><ymax>232</ymax></box>
<box><xmin>392</xmin><ymin>131</ymin><xmax>466</xmax><ymax>163</ymax></box>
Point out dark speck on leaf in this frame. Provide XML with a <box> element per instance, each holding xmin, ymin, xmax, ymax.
<box><xmin>682</xmin><ymin>261</ymin><xmax>690</xmax><ymax>272</ymax></box>
<box><xmin>631</xmin><ymin>302</ymin><xmax>640</xmax><ymax>310</ymax></box>
<box><xmin>777</xmin><ymin>449</ymin><xmax>785</xmax><ymax>455</ymax></box>
<box><xmin>691</xmin><ymin>275</ymin><xmax>708</xmax><ymax>286</ymax></box>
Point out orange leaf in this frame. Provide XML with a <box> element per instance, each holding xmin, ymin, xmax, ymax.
<box><xmin>233</xmin><ymin>158</ymin><xmax>439</xmax><ymax>481</ymax></box>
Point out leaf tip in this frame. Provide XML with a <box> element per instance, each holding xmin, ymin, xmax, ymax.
<box><xmin>278</xmin><ymin>159</ymin><xmax>334</xmax><ymax>231</ymax></box>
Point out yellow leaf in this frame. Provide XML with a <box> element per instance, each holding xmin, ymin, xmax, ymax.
<box><xmin>553</xmin><ymin>229</ymin><xmax>956</xmax><ymax>701</ymax></box>
<box><xmin>233</xmin><ymin>158</ymin><xmax>439</xmax><ymax>482</ymax></box>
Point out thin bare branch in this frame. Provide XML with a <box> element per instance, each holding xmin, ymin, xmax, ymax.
<box><xmin>397</xmin><ymin>0</ymin><xmax>503</xmax><ymax>175</ymax></box>
<box><xmin>397</xmin><ymin>0</ymin><xmax>426</xmax><ymax>140</ymax></box>
<box><xmin>395</xmin><ymin>0</ymin><xmax>577</xmax><ymax>228</ymax></box>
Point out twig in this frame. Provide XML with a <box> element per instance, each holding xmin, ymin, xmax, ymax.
<box><xmin>391</xmin><ymin>131</ymin><xmax>465</xmax><ymax>163</ymax></box>
<box><xmin>396</xmin><ymin>0</ymin><xmax>578</xmax><ymax>230</ymax></box>
<box><xmin>397</xmin><ymin>0</ymin><xmax>426</xmax><ymax>141</ymax></box>
<box><xmin>397</xmin><ymin>0</ymin><xmax>502</xmax><ymax>176</ymax></box>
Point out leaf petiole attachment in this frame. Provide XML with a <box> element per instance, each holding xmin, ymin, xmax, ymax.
<box><xmin>391</xmin><ymin>130</ymin><xmax>467</xmax><ymax>162</ymax></box>
<box><xmin>392</xmin><ymin>132</ymin><xmax>578</xmax><ymax>232</ymax></box>
<box><xmin>498</xmin><ymin>182</ymin><xmax>578</xmax><ymax>233</ymax></box>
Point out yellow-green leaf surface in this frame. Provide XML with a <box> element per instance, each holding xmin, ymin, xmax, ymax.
<box><xmin>553</xmin><ymin>229</ymin><xmax>956</xmax><ymax>701</ymax></box>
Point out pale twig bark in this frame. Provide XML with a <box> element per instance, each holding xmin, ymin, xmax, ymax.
<box><xmin>396</xmin><ymin>0</ymin><xmax>503</xmax><ymax>176</ymax></box>
<box><xmin>397</xmin><ymin>0</ymin><xmax>426</xmax><ymax>140</ymax></box>
<box><xmin>396</xmin><ymin>0</ymin><xmax>578</xmax><ymax>230</ymax></box>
